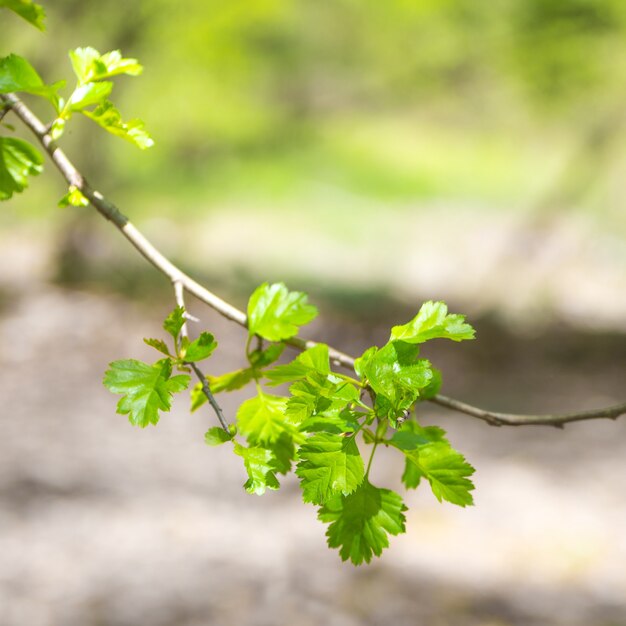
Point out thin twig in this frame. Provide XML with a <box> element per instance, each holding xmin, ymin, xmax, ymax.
<box><xmin>0</xmin><ymin>105</ymin><xmax>10</xmax><ymax>124</ymax></box>
<box><xmin>173</xmin><ymin>279</ymin><xmax>229</xmax><ymax>432</ymax></box>
<box><xmin>4</xmin><ymin>92</ymin><xmax>626</xmax><ymax>429</ymax></box>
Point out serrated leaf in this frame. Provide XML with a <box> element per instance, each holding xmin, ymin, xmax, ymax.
<box><xmin>182</xmin><ymin>331</ymin><xmax>217</xmax><ymax>362</ymax></box>
<box><xmin>0</xmin><ymin>54</ymin><xmax>63</xmax><ymax>109</ymax></box>
<box><xmin>103</xmin><ymin>358</ymin><xmax>190</xmax><ymax>427</ymax></box>
<box><xmin>247</xmin><ymin>282</ymin><xmax>317</xmax><ymax>342</ymax></box>
<box><xmin>296</xmin><ymin>433</ymin><xmax>364</xmax><ymax>505</ymax></box>
<box><xmin>236</xmin><ymin>391</ymin><xmax>292</xmax><ymax>445</ymax></box>
<box><xmin>266</xmin><ymin>431</ymin><xmax>296</xmax><ymax>475</ymax></box>
<box><xmin>82</xmin><ymin>100</ymin><xmax>153</xmax><ymax>149</ymax></box>
<box><xmin>233</xmin><ymin>442</ymin><xmax>280</xmax><ymax>495</ymax></box>
<box><xmin>389</xmin><ymin>423</ymin><xmax>475</xmax><ymax>506</ymax></box>
<box><xmin>266</xmin><ymin>343</ymin><xmax>330</xmax><ymax>385</ymax></box>
<box><xmin>391</xmin><ymin>301</ymin><xmax>475</xmax><ymax>344</ymax></box>
<box><xmin>416</xmin><ymin>443</ymin><xmax>475</xmax><ymax>506</ymax></box>
<box><xmin>286</xmin><ymin>372</ymin><xmax>359</xmax><ymax>423</ymax></box>
<box><xmin>205</xmin><ymin>426</ymin><xmax>233</xmax><ymax>446</ymax></box>
<box><xmin>318</xmin><ymin>480</ymin><xmax>407</xmax><ymax>565</ymax></box>
<box><xmin>58</xmin><ymin>185</ymin><xmax>88</xmax><ymax>207</ymax></box>
<box><xmin>143</xmin><ymin>338</ymin><xmax>172</xmax><ymax>357</ymax></box>
<box><xmin>361</xmin><ymin>341</ymin><xmax>432</xmax><ymax>418</ymax></box>
<box><xmin>299</xmin><ymin>406</ymin><xmax>362</xmax><ymax>435</ymax></box>
<box><xmin>69</xmin><ymin>47</ymin><xmax>143</xmax><ymax>84</ymax></box>
<box><xmin>0</xmin><ymin>0</ymin><xmax>45</xmax><ymax>30</ymax></box>
<box><xmin>0</xmin><ymin>136</ymin><xmax>42</xmax><ymax>200</ymax></box>
<box><xmin>163</xmin><ymin>306</ymin><xmax>185</xmax><ymax>340</ymax></box>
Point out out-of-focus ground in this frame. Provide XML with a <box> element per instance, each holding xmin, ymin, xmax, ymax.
<box><xmin>0</xmin><ymin>239</ymin><xmax>625</xmax><ymax>626</ymax></box>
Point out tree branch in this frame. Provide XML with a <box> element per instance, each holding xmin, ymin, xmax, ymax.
<box><xmin>173</xmin><ymin>280</ymin><xmax>229</xmax><ymax>433</ymax></box>
<box><xmin>4</xmin><ymin>92</ymin><xmax>625</xmax><ymax>429</ymax></box>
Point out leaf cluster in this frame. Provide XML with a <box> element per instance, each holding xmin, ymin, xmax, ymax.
<box><xmin>104</xmin><ymin>282</ymin><xmax>476</xmax><ymax>565</ymax></box>
<box><xmin>0</xmin><ymin>7</ymin><xmax>152</xmax><ymax>201</ymax></box>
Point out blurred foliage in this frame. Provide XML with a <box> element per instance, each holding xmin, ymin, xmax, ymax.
<box><xmin>3</xmin><ymin>0</ymin><xmax>626</xmax><ymax>221</ymax></box>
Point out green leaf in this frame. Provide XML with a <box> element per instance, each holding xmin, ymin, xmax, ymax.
<box><xmin>247</xmin><ymin>282</ymin><xmax>318</xmax><ymax>342</ymax></box>
<box><xmin>63</xmin><ymin>81</ymin><xmax>113</xmax><ymax>114</ymax></box>
<box><xmin>69</xmin><ymin>47</ymin><xmax>143</xmax><ymax>84</ymax></box>
<box><xmin>318</xmin><ymin>480</ymin><xmax>407</xmax><ymax>565</ymax></box>
<box><xmin>389</xmin><ymin>423</ymin><xmax>475</xmax><ymax>506</ymax></box>
<box><xmin>0</xmin><ymin>0</ymin><xmax>45</xmax><ymax>30</ymax></box>
<box><xmin>266</xmin><ymin>343</ymin><xmax>330</xmax><ymax>385</ymax></box>
<box><xmin>0</xmin><ymin>137</ymin><xmax>42</xmax><ymax>200</ymax></box>
<box><xmin>266</xmin><ymin>432</ymin><xmax>296</xmax><ymax>474</ymax></box>
<box><xmin>205</xmin><ymin>426</ymin><xmax>234</xmax><ymax>446</ymax></box>
<box><xmin>143</xmin><ymin>337</ymin><xmax>172</xmax><ymax>357</ymax></box>
<box><xmin>233</xmin><ymin>442</ymin><xmax>280</xmax><ymax>495</ymax></box>
<box><xmin>248</xmin><ymin>343</ymin><xmax>285</xmax><ymax>368</ymax></box>
<box><xmin>58</xmin><ymin>185</ymin><xmax>88</xmax><ymax>207</ymax></box>
<box><xmin>236</xmin><ymin>391</ymin><xmax>292</xmax><ymax>445</ymax></box>
<box><xmin>353</xmin><ymin>345</ymin><xmax>377</xmax><ymax>379</ymax></box>
<box><xmin>414</xmin><ymin>443</ymin><xmax>475</xmax><ymax>506</ymax></box>
<box><xmin>391</xmin><ymin>301</ymin><xmax>475</xmax><ymax>344</ymax></box>
<box><xmin>296</xmin><ymin>433</ymin><xmax>364</xmax><ymax>505</ymax></box>
<box><xmin>286</xmin><ymin>372</ymin><xmax>359</xmax><ymax>423</ymax></box>
<box><xmin>103</xmin><ymin>358</ymin><xmax>190</xmax><ymax>427</ymax></box>
<box><xmin>360</xmin><ymin>341</ymin><xmax>432</xmax><ymax>418</ymax></box>
<box><xmin>190</xmin><ymin>368</ymin><xmax>254</xmax><ymax>412</ymax></box>
<box><xmin>163</xmin><ymin>306</ymin><xmax>185</xmax><ymax>340</ymax></box>
<box><xmin>419</xmin><ymin>367</ymin><xmax>442</xmax><ymax>400</ymax></box>
<box><xmin>181</xmin><ymin>331</ymin><xmax>217</xmax><ymax>362</ymax></box>
<box><xmin>299</xmin><ymin>406</ymin><xmax>362</xmax><ymax>435</ymax></box>
<box><xmin>0</xmin><ymin>54</ymin><xmax>63</xmax><ymax>108</ymax></box>
<box><xmin>208</xmin><ymin>369</ymin><xmax>255</xmax><ymax>393</ymax></box>
<box><xmin>82</xmin><ymin>100</ymin><xmax>153</xmax><ymax>149</ymax></box>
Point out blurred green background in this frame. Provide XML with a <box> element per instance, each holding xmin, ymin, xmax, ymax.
<box><xmin>2</xmin><ymin>3</ymin><xmax>626</xmax><ymax>626</ymax></box>
<box><xmin>3</xmin><ymin>0</ymin><xmax>626</xmax><ymax>325</ymax></box>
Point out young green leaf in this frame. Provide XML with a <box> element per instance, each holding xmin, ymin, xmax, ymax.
<box><xmin>58</xmin><ymin>185</ymin><xmax>89</xmax><ymax>208</ymax></box>
<box><xmin>286</xmin><ymin>372</ymin><xmax>359</xmax><ymax>423</ymax></box>
<box><xmin>389</xmin><ymin>423</ymin><xmax>475</xmax><ymax>506</ymax></box>
<box><xmin>82</xmin><ymin>100</ymin><xmax>154</xmax><ymax>149</ymax></box>
<box><xmin>205</xmin><ymin>426</ymin><xmax>234</xmax><ymax>446</ymax></box>
<box><xmin>247</xmin><ymin>282</ymin><xmax>318</xmax><ymax>342</ymax></box>
<box><xmin>266</xmin><ymin>343</ymin><xmax>330</xmax><ymax>385</ymax></box>
<box><xmin>419</xmin><ymin>367</ymin><xmax>442</xmax><ymax>400</ymax></box>
<box><xmin>360</xmin><ymin>341</ymin><xmax>432</xmax><ymax>418</ymax></box>
<box><xmin>163</xmin><ymin>306</ymin><xmax>185</xmax><ymax>340</ymax></box>
<box><xmin>296</xmin><ymin>432</ymin><xmax>364</xmax><ymax>505</ymax></box>
<box><xmin>248</xmin><ymin>343</ymin><xmax>285</xmax><ymax>368</ymax></box>
<box><xmin>299</xmin><ymin>406</ymin><xmax>363</xmax><ymax>435</ymax></box>
<box><xmin>63</xmin><ymin>81</ymin><xmax>113</xmax><ymax>114</ymax></box>
<box><xmin>391</xmin><ymin>301</ymin><xmax>475</xmax><ymax>344</ymax></box>
<box><xmin>69</xmin><ymin>47</ymin><xmax>143</xmax><ymax>84</ymax></box>
<box><xmin>413</xmin><ymin>443</ymin><xmax>475</xmax><ymax>506</ymax></box>
<box><xmin>181</xmin><ymin>331</ymin><xmax>217</xmax><ymax>362</ymax></box>
<box><xmin>103</xmin><ymin>359</ymin><xmax>190</xmax><ymax>427</ymax></box>
<box><xmin>190</xmin><ymin>368</ymin><xmax>255</xmax><ymax>412</ymax></box>
<box><xmin>0</xmin><ymin>0</ymin><xmax>45</xmax><ymax>31</ymax></box>
<box><xmin>207</xmin><ymin>369</ymin><xmax>255</xmax><ymax>393</ymax></box>
<box><xmin>233</xmin><ymin>442</ymin><xmax>280</xmax><ymax>495</ymax></box>
<box><xmin>143</xmin><ymin>338</ymin><xmax>172</xmax><ymax>357</ymax></box>
<box><xmin>0</xmin><ymin>137</ymin><xmax>43</xmax><ymax>200</ymax></box>
<box><xmin>236</xmin><ymin>391</ymin><xmax>292</xmax><ymax>445</ymax></box>
<box><xmin>318</xmin><ymin>480</ymin><xmax>407</xmax><ymax>565</ymax></box>
<box><xmin>0</xmin><ymin>54</ymin><xmax>63</xmax><ymax>109</ymax></box>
